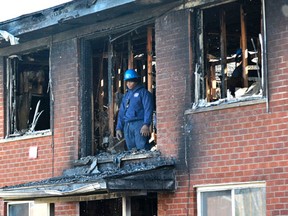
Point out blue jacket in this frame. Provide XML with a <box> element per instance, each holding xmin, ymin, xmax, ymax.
<box><xmin>116</xmin><ymin>84</ymin><xmax>153</xmax><ymax>131</ymax></box>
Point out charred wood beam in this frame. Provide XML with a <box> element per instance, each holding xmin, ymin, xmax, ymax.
<box><xmin>108</xmin><ymin>41</ymin><xmax>114</xmax><ymax>138</ymax></box>
<box><xmin>80</xmin><ymin>39</ymin><xmax>93</xmax><ymax>157</ymax></box>
<box><xmin>220</xmin><ymin>9</ymin><xmax>227</xmax><ymax>98</ymax></box>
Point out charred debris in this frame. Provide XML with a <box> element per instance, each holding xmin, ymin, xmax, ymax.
<box><xmin>0</xmin><ymin>150</ymin><xmax>175</xmax><ymax>199</ymax></box>
<box><xmin>191</xmin><ymin>0</ymin><xmax>264</xmax><ymax>110</ymax></box>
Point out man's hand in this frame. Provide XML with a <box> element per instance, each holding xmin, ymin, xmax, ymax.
<box><xmin>140</xmin><ymin>125</ymin><xmax>150</xmax><ymax>137</ymax></box>
<box><xmin>116</xmin><ymin>130</ymin><xmax>123</xmax><ymax>140</ymax></box>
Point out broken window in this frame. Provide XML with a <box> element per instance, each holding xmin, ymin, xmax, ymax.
<box><xmin>193</xmin><ymin>0</ymin><xmax>264</xmax><ymax>107</ymax></box>
<box><xmin>5</xmin><ymin>49</ymin><xmax>50</xmax><ymax>136</ymax></box>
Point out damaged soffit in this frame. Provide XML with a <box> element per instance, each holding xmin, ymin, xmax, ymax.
<box><xmin>0</xmin><ymin>0</ymin><xmax>181</xmax><ymax>48</ymax></box>
<box><xmin>0</xmin><ymin>150</ymin><xmax>176</xmax><ymax>201</ymax></box>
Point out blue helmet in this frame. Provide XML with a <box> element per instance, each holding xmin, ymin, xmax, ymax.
<box><xmin>124</xmin><ymin>69</ymin><xmax>140</xmax><ymax>81</ymax></box>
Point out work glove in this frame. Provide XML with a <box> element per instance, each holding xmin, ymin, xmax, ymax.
<box><xmin>116</xmin><ymin>130</ymin><xmax>123</xmax><ymax>140</ymax></box>
<box><xmin>140</xmin><ymin>125</ymin><xmax>150</xmax><ymax>137</ymax></box>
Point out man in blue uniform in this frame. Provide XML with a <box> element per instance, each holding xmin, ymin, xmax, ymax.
<box><xmin>116</xmin><ymin>69</ymin><xmax>153</xmax><ymax>150</ymax></box>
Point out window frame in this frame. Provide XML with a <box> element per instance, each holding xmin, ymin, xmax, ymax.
<box><xmin>196</xmin><ymin>181</ymin><xmax>266</xmax><ymax>216</ymax></box>
<box><xmin>7</xmin><ymin>201</ymin><xmax>32</xmax><ymax>216</ymax></box>
<box><xmin>7</xmin><ymin>201</ymin><xmax>52</xmax><ymax>216</ymax></box>
<box><xmin>5</xmin><ymin>48</ymin><xmax>51</xmax><ymax>137</ymax></box>
<box><xmin>192</xmin><ymin>0</ymin><xmax>267</xmax><ymax>108</ymax></box>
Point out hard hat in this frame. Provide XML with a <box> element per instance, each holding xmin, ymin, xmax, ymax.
<box><xmin>124</xmin><ymin>69</ymin><xmax>140</xmax><ymax>81</ymax></box>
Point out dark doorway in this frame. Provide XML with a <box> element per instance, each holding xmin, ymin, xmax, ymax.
<box><xmin>80</xmin><ymin>193</ymin><xmax>157</xmax><ymax>216</ymax></box>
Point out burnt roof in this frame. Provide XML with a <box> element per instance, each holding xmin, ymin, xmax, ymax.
<box><xmin>0</xmin><ymin>0</ymin><xmax>181</xmax><ymax>48</ymax></box>
<box><xmin>0</xmin><ymin>150</ymin><xmax>176</xmax><ymax>200</ymax></box>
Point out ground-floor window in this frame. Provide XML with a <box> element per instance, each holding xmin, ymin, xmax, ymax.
<box><xmin>196</xmin><ymin>182</ymin><xmax>266</xmax><ymax>216</ymax></box>
<box><xmin>7</xmin><ymin>202</ymin><xmax>52</xmax><ymax>216</ymax></box>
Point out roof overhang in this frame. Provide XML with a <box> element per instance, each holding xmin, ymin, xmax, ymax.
<box><xmin>0</xmin><ymin>0</ymin><xmax>182</xmax><ymax>48</ymax></box>
<box><xmin>0</xmin><ymin>151</ymin><xmax>176</xmax><ymax>201</ymax></box>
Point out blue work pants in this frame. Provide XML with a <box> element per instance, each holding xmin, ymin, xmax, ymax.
<box><xmin>124</xmin><ymin>120</ymin><xmax>149</xmax><ymax>150</ymax></box>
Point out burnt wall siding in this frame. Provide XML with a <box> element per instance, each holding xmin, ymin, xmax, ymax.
<box><xmin>50</xmin><ymin>38</ymin><xmax>80</xmax><ymax>176</ymax></box>
<box><xmin>155</xmin><ymin>9</ymin><xmax>191</xmax><ymax>158</ymax></box>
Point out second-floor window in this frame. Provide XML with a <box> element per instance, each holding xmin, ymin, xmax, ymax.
<box><xmin>193</xmin><ymin>0</ymin><xmax>265</xmax><ymax>106</ymax></box>
<box><xmin>5</xmin><ymin>49</ymin><xmax>50</xmax><ymax>137</ymax></box>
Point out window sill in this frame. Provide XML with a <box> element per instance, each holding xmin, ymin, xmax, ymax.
<box><xmin>0</xmin><ymin>130</ymin><xmax>51</xmax><ymax>143</ymax></box>
<box><xmin>185</xmin><ymin>97</ymin><xmax>266</xmax><ymax>115</ymax></box>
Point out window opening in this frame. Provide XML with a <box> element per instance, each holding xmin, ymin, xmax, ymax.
<box><xmin>88</xmin><ymin>25</ymin><xmax>156</xmax><ymax>154</ymax></box>
<box><xmin>6</xmin><ymin>49</ymin><xmax>50</xmax><ymax>136</ymax></box>
<box><xmin>79</xmin><ymin>193</ymin><xmax>157</xmax><ymax>216</ymax></box>
<box><xmin>193</xmin><ymin>0</ymin><xmax>263</xmax><ymax>108</ymax></box>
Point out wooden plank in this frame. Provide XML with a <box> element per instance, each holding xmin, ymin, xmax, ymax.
<box><xmin>210</xmin><ymin>65</ymin><xmax>216</xmax><ymax>100</ymax></box>
<box><xmin>146</xmin><ymin>26</ymin><xmax>153</xmax><ymax>93</ymax></box>
<box><xmin>128</xmin><ymin>36</ymin><xmax>134</xmax><ymax>69</ymax></box>
<box><xmin>240</xmin><ymin>4</ymin><xmax>248</xmax><ymax>87</ymax></box>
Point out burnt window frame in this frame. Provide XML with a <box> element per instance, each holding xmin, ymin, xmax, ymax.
<box><xmin>192</xmin><ymin>0</ymin><xmax>267</xmax><ymax>108</ymax></box>
<box><xmin>79</xmin><ymin>24</ymin><xmax>156</xmax><ymax>156</ymax></box>
<box><xmin>5</xmin><ymin>48</ymin><xmax>51</xmax><ymax>137</ymax></box>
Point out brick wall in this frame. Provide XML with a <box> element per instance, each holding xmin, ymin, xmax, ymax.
<box><xmin>156</xmin><ymin>0</ymin><xmax>288</xmax><ymax>215</ymax></box>
<box><xmin>0</xmin><ymin>38</ymin><xmax>80</xmax><ymax>215</ymax></box>
<box><xmin>155</xmin><ymin>9</ymin><xmax>192</xmax><ymax>158</ymax></box>
<box><xmin>50</xmin><ymin>38</ymin><xmax>80</xmax><ymax>176</ymax></box>
<box><xmin>155</xmin><ymin>9</ymin><xmax>193</xmax><ymax>216</ymax></box>
<box><xmin>55</xmin><ymin>202</ymin><xmax>79</xmax><ymax>216</ymax></box>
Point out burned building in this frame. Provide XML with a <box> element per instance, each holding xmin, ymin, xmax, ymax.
<box><xmin>0</xmin><ymin>0</ymin><xmax>287</xmax><ymax>215</ymax></box>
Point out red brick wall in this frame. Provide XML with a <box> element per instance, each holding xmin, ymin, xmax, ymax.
<box><xmin>50</xmin><ymin>38</ymin><xmax>80</xmax><ymax>176</ymax></box>
<box><xmin>55</xmin><ymin>202</ymin><xmax>79</xmax><ymax>216</ymax></box>
<box><xmin>155</xmin><ymin>9</ymin><xmax>192</xmax><ymax>158</ymax></box>
<box><xmin>156</xmin><ymin>1</ymin><xmax>288</xmax><ymax>215</ymax></box>
<box><xmin>0</xmin><ymin>38</ymin><xmax>80</xmax><ymax>215</ymax></box>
